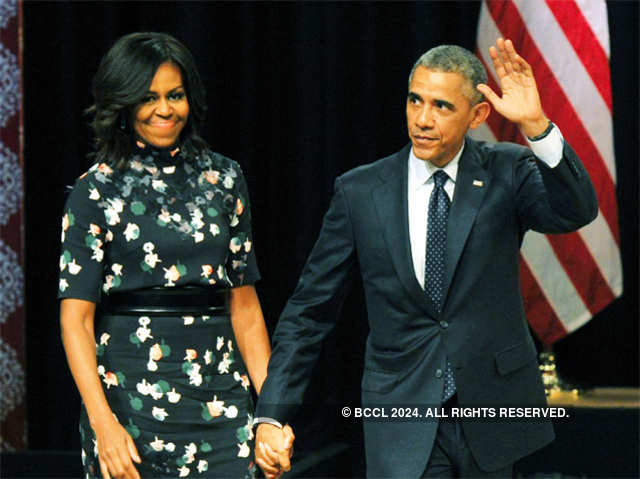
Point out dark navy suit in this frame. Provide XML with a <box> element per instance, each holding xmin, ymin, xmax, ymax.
<box><xmin>257</xmin><ymin>137</ymin><xmax>597</xmax><ymax>477</ymax></box>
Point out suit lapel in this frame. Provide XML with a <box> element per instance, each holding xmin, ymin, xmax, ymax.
<box><xmin>372</xmin><ymin>144</ymin><xmax>438</xmax><ymax>319</ymax></box>
<box><xmin>442</xmin><ymin>138</ymin><xmax>488</xmax><ymax>304</ymax></box>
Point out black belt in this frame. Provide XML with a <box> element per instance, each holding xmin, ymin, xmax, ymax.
<box><xmin>101</xmin><ymin>286</ymin><xmax>229</xmax><ymax>316</ymax></box>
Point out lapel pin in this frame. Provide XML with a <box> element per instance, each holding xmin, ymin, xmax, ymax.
<box><xmin>473</xmin><ymin>180</ymin><xmax>483</xmax><ymax>187</ymax></box>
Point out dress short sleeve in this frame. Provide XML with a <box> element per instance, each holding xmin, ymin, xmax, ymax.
<box><xmin>58</xmin><ymin>173</ymin><xmax>107</xmax><ymax>302</ymax></box>
<box><xmin>226</xmin><ymin>162</ymin><xmax>261</xmax><ymax>287</ymax></box>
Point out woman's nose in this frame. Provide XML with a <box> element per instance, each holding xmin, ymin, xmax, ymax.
<box><xmin>156</xmin><ymin>97</ymin><xmax>171</xmax><ymax>116</ymax></box>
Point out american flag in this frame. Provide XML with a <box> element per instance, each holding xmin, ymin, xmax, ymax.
<box><xmin>471</xmin><ymin>0</ymin><xmax>622</xmax><ymax>344</ymax></box>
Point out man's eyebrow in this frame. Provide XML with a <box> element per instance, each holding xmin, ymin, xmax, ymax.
<box><xmin>407</xmin><ymin>91</ymin><xmax>422</xmax><ymax>101</ymax></box>
<box><xmin>434</xmin><ymin>98</ymin><xmax>455</xmax><ymax>110</ymax></box>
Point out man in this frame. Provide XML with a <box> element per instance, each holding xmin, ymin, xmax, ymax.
<box><xmin>255</xmin><ymin>39</ymin><xmax>597</xmax><ymax>478</ymax></box>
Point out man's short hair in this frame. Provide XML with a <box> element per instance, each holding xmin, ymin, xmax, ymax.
<box><xmin>409</xmin><ymin>45</ymin><xmax>488</xmax><ymax>105</ymax></box>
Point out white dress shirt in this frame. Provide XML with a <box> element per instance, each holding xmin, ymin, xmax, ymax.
<box><xmin>408</xmin><ymin>127</ymin><xmax>564</xmax><ymax>287</ymax></box>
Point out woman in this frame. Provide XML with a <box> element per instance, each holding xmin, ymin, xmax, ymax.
<box><xmin>59</xmin><ymin>32</ymin><xmax>270</xmax><ymax>479</ymax></box>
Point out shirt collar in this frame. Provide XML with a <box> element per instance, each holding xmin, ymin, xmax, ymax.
<box><xmin>132</xmin><ymin>138</ymin><xmax>182</xmax><ymax>167</ymax></box>
<box><xmin>408</xmin><ymin>141</ymin><xmax>464</xmax><ymax>190</ymax></box>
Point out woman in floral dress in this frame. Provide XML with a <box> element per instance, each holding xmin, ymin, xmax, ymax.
<box><xmin>59</xmin><ymin>32</ymin><xmax>272</xmax><ymax>479</ymax></box>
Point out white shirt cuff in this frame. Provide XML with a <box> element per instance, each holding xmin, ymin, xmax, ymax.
<box><xmin>525</xmin><ymin>124</ymin><xmax>564</xmax><ymax>168</ymax></box>
<box><xmin>253</xmin><ymin>417</ymin><xmax>283</xmax><ymax>428</ymax></box>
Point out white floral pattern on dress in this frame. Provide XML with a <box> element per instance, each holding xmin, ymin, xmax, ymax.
<box><xmin>62</xmin><ymin>144</ymin><xmax>258</xmax><ymax>478</ymax></box>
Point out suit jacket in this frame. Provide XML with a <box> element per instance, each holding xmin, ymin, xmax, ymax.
<box><xmin>257</xmin><ymin>136</ymin><xmax>598</xmax><ymax>477</ymax></box>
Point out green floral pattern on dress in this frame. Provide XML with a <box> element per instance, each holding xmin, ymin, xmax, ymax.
<box><xmin>60</xmin><ymin>144</ymin><xmax>259</xmax><ymax>478</ymax></box>
<box><xmin>58</xmin><ymin>143</ymin><xmax>259</xmax><ymax>302</ymax></box>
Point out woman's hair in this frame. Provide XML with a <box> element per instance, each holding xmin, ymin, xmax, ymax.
<box><xmin>87</xmin><ymin>32</ymin><xmax>208</xmax><ymax>167</ymax></box>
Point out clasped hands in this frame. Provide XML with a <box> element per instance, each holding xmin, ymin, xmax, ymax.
<box><xmin>255</xmin><ymin>423</ymin><xmax>295</xmax><ymax>479</ymax></box>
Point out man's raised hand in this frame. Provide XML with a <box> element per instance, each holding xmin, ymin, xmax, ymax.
<box><xmin>476</xmin><ymin>38</ymin><xmax>549</xmax><ymax>138</ymax></box>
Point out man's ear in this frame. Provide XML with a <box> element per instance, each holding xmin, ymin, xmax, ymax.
<box><xmin>469</xmin><ymin>101</ymin><xmax>491</xmax><ymax>129</ymax></box>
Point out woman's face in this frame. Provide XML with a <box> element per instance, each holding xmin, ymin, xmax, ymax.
<box><xmin>132</xmin><ymin>62</ymin><xmax>190</xmax><ymax>148</ymax></box>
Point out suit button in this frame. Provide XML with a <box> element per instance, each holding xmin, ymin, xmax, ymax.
<box><xmin>439</xmin><ymin>320</ymin><xmax>448</xmax><ymax>329</ymax></box>
<box><xmin>435</xmin><ymin>369</ymin><xmax>443</xmax><ymax>378</ymax></box>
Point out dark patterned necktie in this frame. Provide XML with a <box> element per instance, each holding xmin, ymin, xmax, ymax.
<box><xmin>424</xmin><ymin>170</ymin><xmax>456</xmax><ymax>401</ymax></box>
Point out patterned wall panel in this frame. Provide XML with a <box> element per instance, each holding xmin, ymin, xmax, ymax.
<box><xmin>0</xmin><ymin>0</ymin><xmax>26</xmax><ymax>451</ymax></box>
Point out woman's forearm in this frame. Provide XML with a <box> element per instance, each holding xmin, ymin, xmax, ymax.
<box><xmin>230</xmin><ymin>286</ymin><xmax>271</xmax><ymax>395</ymax></box>
<box><xmin>60</xmin><ymin>299</ymin><xmax>114</xmax><ymax>428</ymax></box>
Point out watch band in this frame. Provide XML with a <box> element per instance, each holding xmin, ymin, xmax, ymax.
<box><xmin>527</xmin><ymin>120</ymin><xmax>554</xmax><ymax>141</ymax></box>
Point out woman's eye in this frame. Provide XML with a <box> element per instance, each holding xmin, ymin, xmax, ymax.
<box><xmin>169</xmin><ymin>91</ymin><xmax>185</xmax><ymax>101</ymax></box>
<box><xmin>142</xmin><ymin>95</ymin><xmax>156</xmax><ymax>104</ymax></box>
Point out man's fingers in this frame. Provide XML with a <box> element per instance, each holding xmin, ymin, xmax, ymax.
<box><xmin>264</xmin><ymin>470</ymin><xmax>283</xmax><ymax>479</ymax></box>
<box><xmin>488</xmin><ymin>45</ymin><xmax>506</xmax><ymax>78</ymax></box>
<box><xmin>283</xmin><ymin>425</ymin><xmax>295</xmax><ymax>441</ymax></box>
<box><xmin>260</xmin><ymin>441</ymin><xmax>280</xmax><ymax>465</ymax></box>
<box><xmin>263</xmin><ymin>439</ymin><xmax>291</xmax><ymax>471</ymax></box>
<box><xmin>255</xmin><ymin>423</ymin><xmax>294</xmax><ymax>478</ymax></box>
<box><xmin>283</xmin><ymin>424</ymin><xmax>295</xmax><ymax>450</ymax></box>
<box><xmin>256</xmin><ymin>456</ymin><xmax>281</xmax><ymax>475</ymax></box>
<box><xmin>277</xmin><ymin>447</ymin><xmax>291</xmax><ymax>472</ymax></box>
<box><xmin>504</xmin><ymin>39</ymin><xmax>520</xmax><ymax>61</ymax></box>
<box><xmin>495</xmin><ymin>37</ymin><xmax>514</xmax><ymax>74</ymax></box>
<box><xmin>257</xmin><ymin>442</ymin><xmax>282</xmax><ymax>476</ymax></box>
<box><xmin>257</xmin><ymin>460</ymin><xmax>281</xmax><ymax>476</ymax></box>
<box><xmin>504</xmin><ymin>39</ymin><xmax>528</xmax><ymax>74</ymax></box>
<box><xmin>515</xmin><ymin>53</ymin><xmax>533</xmax><ymax>76</ymax></box>
<box><xmin>476</xmin><ymin>84</ymin><xmax>500</xmax><ymax>105</ymax></box>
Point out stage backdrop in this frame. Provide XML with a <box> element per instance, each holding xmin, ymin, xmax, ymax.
<box><xmin>21</xmin><ymin>1</ymin><xmax>637</xmax><ymax>466</ymax></box>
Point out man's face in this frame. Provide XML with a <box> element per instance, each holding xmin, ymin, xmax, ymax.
<box><xmin>406</xmin><ymin>66</ymin><xmax>488</xmax><ymax>167</ymax></box>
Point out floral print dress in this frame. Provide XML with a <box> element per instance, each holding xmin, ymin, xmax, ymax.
<box><xmin>58</xmin><ymin>142</ymin><xmax>259</xmax><ymax>478</ymax></box>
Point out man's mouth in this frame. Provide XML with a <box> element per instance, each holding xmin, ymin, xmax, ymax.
<box><xmin>413</xmin><ymin>134</ymin><xmax>438</xmax><ymax>143</ymax></box>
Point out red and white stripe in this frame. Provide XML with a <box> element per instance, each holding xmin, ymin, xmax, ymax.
<box><xmin>472</xmin><ymin>0</ymin><xmax>622</xmax><ymax>344</ymax></box>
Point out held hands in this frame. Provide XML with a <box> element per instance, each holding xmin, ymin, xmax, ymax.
<box><xmin>93</xmin><ymin>416</ymin><xmax>141</xmax><ymax>479</ymax></box>
<box><xmin>255</xmin><ymin>423</ymin><xmax>295</xmax><ymax>479</ymax></box>
<box><xmin>476</xmin><ymin>38</ymin><xmax>550</xmax><ymax>138</ymax></box>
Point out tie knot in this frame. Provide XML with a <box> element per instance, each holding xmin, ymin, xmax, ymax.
<box><xmin>433</xmin><ymin>170</ymin><xmax>448</xmax><ymax>188</ymax></box>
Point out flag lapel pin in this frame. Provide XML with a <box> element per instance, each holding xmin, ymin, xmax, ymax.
<box><xmin>473</xmin><ymin>180</ymin><xmax>483</xmax><ymax>187</ymax></box>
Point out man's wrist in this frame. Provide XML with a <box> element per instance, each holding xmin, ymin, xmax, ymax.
<box><xmin>521</xmin><ymin>117</ymin><xmax>552</xmax><ymax>140</ymax></box>
<box><xmin>526</xmin><ymin>123</ymin><xmax>564</xmax><ymax>168</ymax></box>
<box><xmin>526</xmin><ymin>120</ymin><xmax>555</xmax><ymax>141</ymax></box>
<box><xmin>254</xmin><ymin>417</ymin><xmax>284</xmax><ymax>428</ymax></box>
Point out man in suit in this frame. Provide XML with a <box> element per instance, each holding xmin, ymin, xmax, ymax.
<box><xmin>254</xmin><ymin>39</ymin><xmax>598</xmax><ymax>478</ymax></box>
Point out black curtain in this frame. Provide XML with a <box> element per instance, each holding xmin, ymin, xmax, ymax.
<box><xmin>23</xmin><ymin>1</ymin><xmax>637</xmax><ymax>468</ymax></box>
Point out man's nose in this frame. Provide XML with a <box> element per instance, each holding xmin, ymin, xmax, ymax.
<box><xmin>416</xmin><ymin>106</ymin><xmax>434</xmax><ymax>129</ymax></box>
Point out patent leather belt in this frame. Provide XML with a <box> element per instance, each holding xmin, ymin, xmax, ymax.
<box><xmin>101</xmin><ymin>286</ymin><xmax>229</xmax><ymax>316</ymax></box>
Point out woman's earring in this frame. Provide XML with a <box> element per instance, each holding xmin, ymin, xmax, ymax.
<box><xmin>119</xmin><ymin>115</ymin><xmax>127</xmax><ymax>131</ymax></box>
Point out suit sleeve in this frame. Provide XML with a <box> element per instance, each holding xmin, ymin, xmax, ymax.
<box><xmin>515</xmin><ymin>140</ymin><xmax>598</xmax><ymax>234</ymax></box>
<box><xmin>256</xmin><ymin>177</ymin><xmax>358</xmax><ymax>424</ymax></box>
